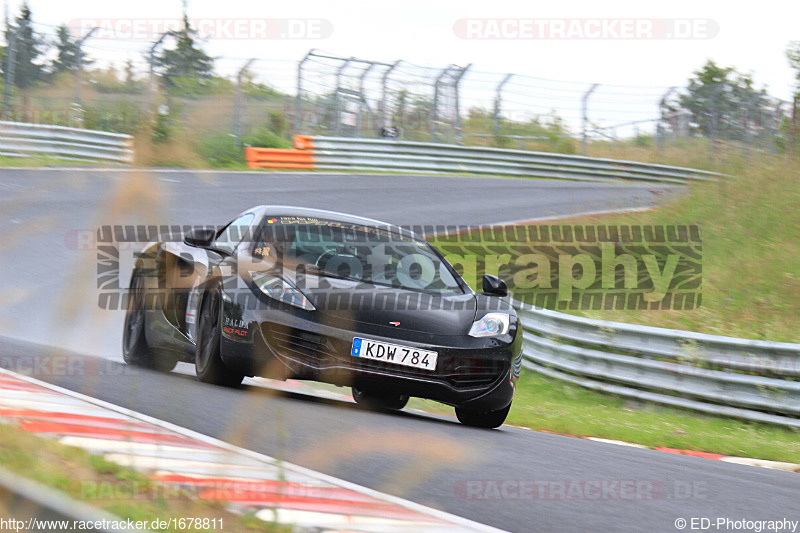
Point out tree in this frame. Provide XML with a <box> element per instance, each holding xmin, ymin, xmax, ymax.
<box><xmin>4</xmin><ymin>3</ymin><xmax>47</xmax><ymax>88</ymax></box>
<box><xmin>673</xmin><ymin>60</ymin><xmax>769</xmax><ymax>140</ymax></box>
<box><xmin>787</xmin><ymin>41</ymin><xmax>800</xmax><ymax>97</ymax></box>
<box><xmin>51</xmin><ymin>24</ymin><xmax>91</xmax><ymax>75</ymax></box>
<box><xmin>124</xmin><ymin>59</ymin><xmax>136</xmax><ymax>86</ymax></box>
<box><xmin>787</xmin><ymin>42</ymin><xmax>800</xmax><ymax>150</ymax></box>
<box><xmin>153</xmin><ymin>15</ymin><xmax>214</xmax><ymax>89</ymax></box>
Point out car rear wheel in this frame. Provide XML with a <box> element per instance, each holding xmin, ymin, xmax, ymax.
<box><xmin>123</xmin><ymin>271</ymin><xmax>177</xmax><ymax>372</ymax></box>
<box><xmin>455</xmin><ymin>404</ymin><xmax>511</xmax><ymax>429</ymax></box>
<box><xmin>352</xmin><ymin>387</ymin><xmax>409</xmax><ymax>411</ymax></box>
<box><xmin>195</xmin><ymin>287</ymin><xmax>244</xmax><ymax>387</ymax></box>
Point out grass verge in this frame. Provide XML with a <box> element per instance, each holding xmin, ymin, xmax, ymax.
<box><xmin>427</xmin><ymin>152</ymin><xmax>799</xmax><ymax>341</ymax></box>
<box><xmin>0</xmin><ymin>155</ymin><xmax>113</xmax><ymax>167</ymax></box>
<box><xmin>0</xmin><ymin>422</ymin><xmax>286</xmax><ymax>531</ymax></box>
<box><xmin>532</xmin><ymin>154</ymin><xmax>800</xmax><ymax>342</ymax></box>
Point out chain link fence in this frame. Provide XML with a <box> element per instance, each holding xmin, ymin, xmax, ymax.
<box><xmin>292</xmin><ymin>51</ymin><xmax>793</xmax><ymax>156</ymax></box>
<box><xmin>1</xmin><ymin>22</ymin><xmax>797</xmax><ymax>160</ymax></box>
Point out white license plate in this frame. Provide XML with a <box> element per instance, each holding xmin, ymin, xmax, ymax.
<box><xmin>351</xmin><ymin>337</ymin><xmax>438</xmax><ymax>371</ymax></box>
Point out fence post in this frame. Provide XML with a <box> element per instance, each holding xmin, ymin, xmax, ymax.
<box><xmin>293</xmin><ymin>49</ymin><xmax>315</xmax><ymax>138</ymax></box>
<box><xmin>493</xmin><ymin>74</ymin><xmax>513</xmax><ymax>146</ymax></box>
<box><xmin>380</xmin><ymin>60</ymin><xmax>401</xmax><ymax>133</ymax></box>
<box><xmin>453</xmin><ymin>64</ymin><xmax>471</xmax><ymax>145</ymax></box>
<box><xmin>357</xmin><ymin>63</ymin><xmax>376</xmax><ymax>137</ymax></box>
<box><xmin>432</xmin><ymin>65</ymin><xmax>453</xmax><ymax>142</ymax></box>
<box><xmin>793</xmin><ymin>94</ymin><xmax>798</xmax><ymax>153</ymax></box>
<box><xmin>581</xmin><ymin>83</ymin><xmax>599</xmax><ymax>155</ymax></box>
<box><xmin>657</xmin><ymin>87</ymin><xmax>676</xmax><ymax>152</ymax></box>
<box><xmin>2</xmin><ymin>23</ymin><xmax>23</xmax><ymax>121</ymax></box>
<box><xmin>743</xmin><ymin>93</ymin><xmax>760</xmax><ymax>157</ymax></box>
<box><xmin>708</xmin><ymin>83</ymin><xmax>723</xmax><ymax>159</ymax></box>
<box><xmin>333</xmin><ymin>58</ymin><xmax>353</xmax><ymax>136</ymax></box>
<box><xmin>770</xmin><ymin>101</ymin><xmax>783</xmax><ymax>154</ymax></box>
<box><xmin>148</xmin><ymin>32</ymin><xmax>170</xmax><ymax>113</ymax></box>
<box><xmin>73</xmin><ymin>27</ymin><xmax>99</xmax><ymax>114</ymax></box>
<box><xmin>233</xmin><ymin>58</ymin><xmax>256</xmax><ymax>149</ymax></box>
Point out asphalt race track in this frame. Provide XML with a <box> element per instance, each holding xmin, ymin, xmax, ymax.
<box><xmin>4</xmin><ymin>168</ymin><xmax>797</xmax><ymax>532</ymax></box>
<box><xmin>0</xmin><ymin>168</ymin><xmax>677</xmax><ymax>357</ymax></box>
<box><xmin>2</xmin><ymin>339</ymin><xmax>798</xmax><ymax>533</ymax></box>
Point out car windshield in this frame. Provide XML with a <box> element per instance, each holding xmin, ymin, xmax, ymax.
<box><xmin>255</xmin><ymin>218</ymin><xmax>465</xmax><ymax>295</ymax></box>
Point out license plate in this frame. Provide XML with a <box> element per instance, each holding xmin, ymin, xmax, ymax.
<box><xmin>351</xmin><ymin>337</ymin><xmax>438</xmax><ymax>371</ymax></box>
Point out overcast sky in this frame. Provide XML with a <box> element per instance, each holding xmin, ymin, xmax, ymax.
<box><xmin>11</xmin><ymin>0</ymin><xmax>800</xmax><ymax>102</ymax></box>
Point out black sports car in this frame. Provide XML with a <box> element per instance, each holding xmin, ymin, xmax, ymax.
<box><xmin>123</xmin><ymin>206</ymin><xmax>522</xmax><ymax>428</ymax></box>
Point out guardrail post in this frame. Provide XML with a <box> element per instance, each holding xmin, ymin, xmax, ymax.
<box><xmin>293</xmin><ymin>49</ymin><xmax>315</xmax><ymax>137</ymax></box>
<box><xmin>493</xmin><ymin>74</ymin><xmax>513</xmax><ymax>147</ymax></box>
<box><xmin>581</xmin><ymin>84</ymin><xmax>599</xmax><ymax>155</ymax></box>
<box><xmin>233</xmin><ymin>58</ymin><xmax>256</xmax><ymax>150</ymax></box>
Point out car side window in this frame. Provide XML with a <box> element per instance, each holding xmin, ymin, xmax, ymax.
<box><xmin>213</xmin><ymin>213</ymin><xmax>255</xmax><ymax>254</ymax></box>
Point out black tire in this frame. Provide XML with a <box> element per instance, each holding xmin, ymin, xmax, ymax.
<box><xmin>352</xmin><ymin>387</ymin><xmax>409</xmax><ymax>411</ymax></box>
<box><xmin>455</xmin><ymin>404</ymin><xmax>511</xmax><ymax>429</ymax></box>
<box><xmin>195</xmin><ymin>287</ymin><xmax>244</xmax><ymax>387</ymax></box>
<box><xmin>122</xmin><ymin>272</ymin><xmax>177</xmax><ymax>373</ymax></box>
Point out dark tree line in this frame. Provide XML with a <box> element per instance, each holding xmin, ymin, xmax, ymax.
<box><xmin>1</xmin><ymin>2</ymin><xmax>214</xmax><ymax>90</ymax></box>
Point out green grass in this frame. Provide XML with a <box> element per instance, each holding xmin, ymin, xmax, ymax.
<box><xmin>0</xmin><ymin>155</ymin><xmax>113</xmax><ymax>167</ymax></box>
<box><xmin>544</xmin><ymin>154</ymin><xmax>800</xmax><ymax>342</ymax></box>
<box><xmin>428</xmin><ymin>152</ymin><xmax>800</xmax><ymax>342</ymax></box>
<box><xmin>0</xmin><ymin>423</ymin><xmax>288</xmax><ymax>531</ymax></box>
<box><xmin>409</xmin><ymin>370</ymin><xmax>800</xmax><ymax>463</ymax></box>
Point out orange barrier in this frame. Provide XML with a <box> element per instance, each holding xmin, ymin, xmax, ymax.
<box><xmin>245</xmin><ymin>147</ymin><xmax>315</xmax><ymax>169</ymax></box>
<box><xmin>294</xmin><ymin>135</ymin><xmax>314</xmax><ymax>150</ymax></box>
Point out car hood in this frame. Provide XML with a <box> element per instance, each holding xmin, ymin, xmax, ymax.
<box><xmin>304</xmin><ymin>281</ymin><xmax>477</xmax><ymax>336</ymax></box>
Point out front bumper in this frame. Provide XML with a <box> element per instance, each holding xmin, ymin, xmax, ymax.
<box><xmin>220</xmin><ymin>302</ymin><xmax>522</xmax><ymax>411</ymax></box>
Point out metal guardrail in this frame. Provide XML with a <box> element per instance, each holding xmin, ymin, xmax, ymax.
<box><xmin>515</xmin><ymin>305</ymin><xmax>800</xmax><ymax>428</ymax></box>
<box><xmin>306</xmin><ymin>137</ymin><xmax>722</xmax><ymax>184</ymax></box>
<box><xmin>0</xmin><ymin>121</ymin><xmax>134</xmax><ymax>163</ymax></box>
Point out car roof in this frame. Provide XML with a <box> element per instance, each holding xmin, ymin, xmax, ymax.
<box><xmin>246</xmin><ymin>205</ymin><xmax>422</xmax><ymax>239</ymax></box>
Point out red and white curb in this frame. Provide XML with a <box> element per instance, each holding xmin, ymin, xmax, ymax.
<box><xmin>0</xmin><ymin>369</ymin><xmax>504</xmax><ymax>532</ymax></box>
<box><xmin>527</xmin><ymin>431</ymin><xmax>800</xmax><ymax>473</ymax></box>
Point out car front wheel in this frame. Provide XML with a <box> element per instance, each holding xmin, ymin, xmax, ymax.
<box><xmin>455</xmin><ymin>404</ymin><xmax>511</xmax><ymax>429</ymax></box>
<box><xmin>123</xmin><ymin>271</ymin><xmax>176</xmax><ymax>372</ymax></box>
<box><xmin>195</xmin><ymin>288</ymin><xmax>244</xmax><ymax>387</ymax></box>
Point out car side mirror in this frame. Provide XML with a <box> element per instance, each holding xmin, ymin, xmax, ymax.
<box><xmin>183</xmin><ymin>228</ymin><xmax>215</xmax><ymax>247</ymax></box>
<box><xmin>482</xmin><ymin>274</ymin><xmax>508</xmax><ymax>297</ymax></box>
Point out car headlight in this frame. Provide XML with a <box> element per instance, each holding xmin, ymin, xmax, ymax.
<box><xmin>249</xmin><ymin>271</ymin><xmax>315</xmax><ymax>311</ymax></box>
<box><xmin>468</xmin><ymin>313</ymin><xmax>510</xmax><ymax>338</ymax></box>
